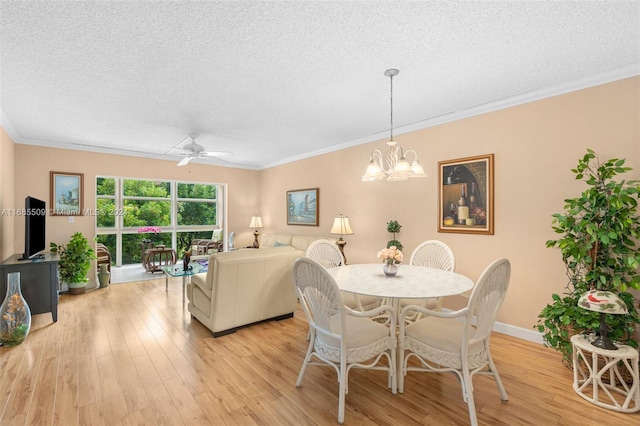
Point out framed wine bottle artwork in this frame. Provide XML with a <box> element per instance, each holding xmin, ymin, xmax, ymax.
<box><xmin>438</xmin><ymin>154</ymin><xmax>494</xmax><ymax>235</ymax></box>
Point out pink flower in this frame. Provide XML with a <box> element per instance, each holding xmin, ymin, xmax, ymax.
<box><xmin>137</xmin><ymin>226</ymin><xmax>161</xmax><ymax>233</ymax></box>
<box><xmin>377</xmin><ymin>246</ymin><xmax>403</xmax><ymax>264</ymax></box>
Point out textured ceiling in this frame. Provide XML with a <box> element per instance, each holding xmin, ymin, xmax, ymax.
<box><xmin>1</xmin><ymin>1</ymin><xmax>639</xmax><ymax>170</ymax></box>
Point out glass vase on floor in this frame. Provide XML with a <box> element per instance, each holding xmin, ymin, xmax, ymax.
<box><xmin>0</xmin><ymin>272</ymin><xmax>31</xmax><ymax>346</ymax></box>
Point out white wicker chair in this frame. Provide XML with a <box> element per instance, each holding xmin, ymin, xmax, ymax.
<box><xmin>398</xmin><ymin>258</ymin><xmax>511</xmax><ymax>426</ymax></box>
<box><xmin>293</xmin><ymin>257</ymin><xmax>397</xmax><ymax>424</ymax></box>
<box><xmin>400</xmin><ymin>240</ymin><xmax>455</xmax><ymax>322</ymax></box>
<box><xmin>305</xmin><ymin>239</ymin><xmax>379</xmax><ymax>311</ymax></box>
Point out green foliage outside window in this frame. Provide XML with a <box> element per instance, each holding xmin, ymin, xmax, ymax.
<box><xmin>123</xmin><ymin>179</ymin><xmax>170</xmax><ymax>197</ymax></box>
<box><xmin>96</xmin><ymin>178</ymin><xmax>220</xmax><ymax>265</ymax></box>
<box><xmin>96</xmin><ymin>177</ymin><xmax>115</xmax><ymax>196</ymax></box>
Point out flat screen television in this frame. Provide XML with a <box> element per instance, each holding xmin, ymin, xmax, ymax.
<box><xmin>19</xmin><ymin>196</ymin><xmax>47</xmax><ymax>260</ymax></box>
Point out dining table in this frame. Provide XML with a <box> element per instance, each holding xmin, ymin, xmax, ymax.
<box><xmin>327</xmin><ymin>263</ymin><xmax>474</xmax><ymax>318</ymax></box>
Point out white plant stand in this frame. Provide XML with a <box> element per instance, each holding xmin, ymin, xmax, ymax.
<box><xmin>571</xmin><ymin>334</ymin><xmax>640</xmax><ymax>413</ymax></box>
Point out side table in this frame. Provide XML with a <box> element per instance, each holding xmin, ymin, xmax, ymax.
<box><xmin>571</xmin><ymin>334</ymin><xmax>640</xmax><ymax>413</ymax></box>
<box><xmin>143</xmin><ymin>247</ymin><xmax>176</xmax><ymax>273</ymax></box>
<box><xmin>162</xmin><ymin>262</ymin><xmax>206</xmax><ymax>302</ymax></box>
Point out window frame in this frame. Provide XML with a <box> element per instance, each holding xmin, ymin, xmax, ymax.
<box><xmin>96</xmin><ymin>176</ymin><xmax>224</xmax><ymax>266</ymax></box>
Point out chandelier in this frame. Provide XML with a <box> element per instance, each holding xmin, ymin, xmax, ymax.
<box><xmin>362</xmin><ymin>69</ymin><xmax>427</xmax><ymax>182</ymax></box>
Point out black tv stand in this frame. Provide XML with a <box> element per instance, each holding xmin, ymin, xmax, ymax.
<box><xmin>0</xmin><ymin>253</ymin><xmax>60</xmax><ymax>322</ymax></box>
<box><xmin>18</xmin><ymin>253</ymin><xmax>45</xmax><ymax>261</ymax></box>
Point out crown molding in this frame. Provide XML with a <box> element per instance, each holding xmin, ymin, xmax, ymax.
<box><xmin>263</xmin><ymin>64</ymin><xmax>640</xmax><ymax>169</ymax></box>
<box><xmin>4</xmin><ymin>64</ymin><xmax>639</xmax><ymax>171</ymax></box>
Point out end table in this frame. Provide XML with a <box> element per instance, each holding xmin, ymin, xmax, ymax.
<box><xmin>162</xmin><ymin>262</ymin><xmax>205</xmax><ymax>302</ymax></box>
<box><xmin>571</xmin><ymin>334</ymin><xmax>640</xmax><ymax>413</ymax></box>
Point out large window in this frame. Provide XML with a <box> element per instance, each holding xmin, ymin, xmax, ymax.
<box><xmin>96</xmin><ymin>177</ymin><xmax>222</xmax><ymax>265</ymax></box>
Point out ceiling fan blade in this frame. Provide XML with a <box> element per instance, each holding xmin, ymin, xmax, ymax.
<box><xmin>177</xmin><ymin>156</ymin><xmax>193</xmax><ymax>166</ymax></box>
<box><xmin>202</xmin><ymin>151</ymin><xmax>234</xmax><ymax>157</ymax></box>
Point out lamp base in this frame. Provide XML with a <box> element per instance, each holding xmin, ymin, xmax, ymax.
<box><xmin>253</xmin><ymin>230</ymin><xmax>260</xmax><ymax>248</ymax></box>
<box><xmin>591</xmin><ymin>312</ymin><xmax>619</xmax><ymax>350</ymax></box>
<box><xmin>336</xmin><ymin>239</ymin><xmax>347</xmax><ymax>265</ymax></box>
<box><xmin>591</xmin><ymin>336</ymin><xmax>619</xmax><ymax>351</ymax></box>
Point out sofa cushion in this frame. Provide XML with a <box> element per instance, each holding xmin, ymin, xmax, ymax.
<box><xmin>191</xmin><ymin>272</ymin><xmax>207</xmax><ymax>293</ymax></box>
<box><xmin>291</xmin><ymin>235</ymin><xmax>336</xmax><ymax>251</ymax></box>
<box><xmin>257</xmin><ymin>246</ymin><xmax>297</xmax><ymax>255</ymax></box>
<box><xmin>260</xmin><ymin>233</ymin><xmax>293</xmax><ymax>248</ymax></box>
<box><xmin>193</xmin><ymin>246</ymin><xmax>297</xmax><ymax>294</ymax></box>
<box><xmin>261</xmin><ymin>233</ymin><xmax>336</xmax><ymax>251</ymax></box>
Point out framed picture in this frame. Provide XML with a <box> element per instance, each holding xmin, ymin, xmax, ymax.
<box><xmin>287</xmin><ymin>188</ymin><xmax>319</xmax><ymax>226</ymax></box>
<box><xmin>438</xmin><ymin>154</ymin><xmax>494</xmax><ymax>235</ymax></box>
<box><xmin>50</xmin><ymin>171</ymin><xmax>84</xmax><ymax>216</ymax></box>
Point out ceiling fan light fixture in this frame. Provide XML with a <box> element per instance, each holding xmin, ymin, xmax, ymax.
<box><xmin>173</xmin><ymin>132</ymin><xmax>234</xmax><ymax>166</ymax></box>
<box><xmin>177</xmin><ymin>156</ymin><xmax>192</xmax><ymax>167</ymax></box>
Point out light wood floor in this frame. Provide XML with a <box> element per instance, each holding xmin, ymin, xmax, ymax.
<box><xmin>1</xmin><ymin>277</ymin><xmax>638</xmax><ymax>425</ymax></box>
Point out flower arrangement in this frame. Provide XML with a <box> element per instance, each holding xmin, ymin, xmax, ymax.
<box><xmin>377</xmin><ymin>246</ymin><xmax>403</xmax><ymax>265</ymax></box>
<box><xmin>137</xmin><ymin>226</ymin><xmax>161</xmax><ymax>233</ymax></box>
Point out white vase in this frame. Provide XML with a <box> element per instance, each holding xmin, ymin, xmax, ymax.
<box><xmin>98</xmin><ymin>264</ymin><xmax>110</xmax><ymax>288</ymax></box>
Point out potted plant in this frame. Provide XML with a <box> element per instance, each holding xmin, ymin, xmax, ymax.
<box><xmin>386</xmin><ymin>220</ymin><xmax>403</xmax><ymax>251</ymax></box>
<box><xmin>536</xmin><ymin>149</ymin><xmax>640</xmax><ymax>364</ymax></box>
<box><xmin>51</xmin><ymin>232</ymin><xmax>96</xmax><ymax>295</ymax></box>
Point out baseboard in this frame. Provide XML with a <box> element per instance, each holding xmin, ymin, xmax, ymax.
<box><xmin>493</xmin><ymin>320</ymin><xmax>545</xmax><ymax>345</ymax></box>
<box><xmin>441</xmin><ymin>307</ymin><xmax>545</xmax><ymax>345</ymax></box>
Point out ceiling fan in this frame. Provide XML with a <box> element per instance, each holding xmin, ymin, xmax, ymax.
<box><xmin>175</xmin><ymin>133</ymin><xmax>233</xmax><ymax>166</ymax></box>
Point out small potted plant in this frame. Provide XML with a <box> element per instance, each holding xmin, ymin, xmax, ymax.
<box><xmin>386</xmin><ymin>220</ymin><xmax>403</xmax><ymax>251</ymax></box>
<box><xmin>51</xmin><ymin>232</ymin><xmax>96</xmax><ymax>295</ymax></box>
<box><xmin>536</xmin><ymin>149</ymin><xmax>640</xmax><ymax>364</ymax></box>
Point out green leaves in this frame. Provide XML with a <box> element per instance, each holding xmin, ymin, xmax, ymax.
<box><xmin>538</xmin><ymin>149</ymin><xmax>640</xmax><ymax>360</ymax></box>
<box><xmin>545</xmin><ymin>149</ymin><xmax>640</xmax><ymax>293</ymax></box>
<box><xmin>52</xmin><ymin>232</ymin><xmax>96</xmax><ymax>284</ymax></box>
<box><xmin>386</xmin><ymin>220</ymin><xmax>402</xmax><ymax>251</ymax></box>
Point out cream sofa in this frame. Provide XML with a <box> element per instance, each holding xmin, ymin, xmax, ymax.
<box><xmin>187</xmin><ymin>233</ymin><xmax>335</xmax><ymax>337</ymax></box>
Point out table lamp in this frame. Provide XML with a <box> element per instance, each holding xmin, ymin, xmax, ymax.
<box><xmin>578</xmin><ymin>289</ymin><xmax>628</xmax><ymax>350</ymax></box>
<box><xmin>249</xmin><ymin>215</ymin><xmax>263</xmax><ymax>248</ymax></box>
<box><xmin>330</xmin><ymin>214</ymin><xmax>354</xmax><ymax>265</ymax></box>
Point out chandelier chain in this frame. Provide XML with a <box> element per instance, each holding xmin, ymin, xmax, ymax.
<box><xmin>390</xmin><ymin>72</ymin><xmax>394</xmax><ymax>141</ymax></box>
<box><xmin>361</xmin><ymin>68</ymin><xmax>427</xmax><ymax>181</ymax></box>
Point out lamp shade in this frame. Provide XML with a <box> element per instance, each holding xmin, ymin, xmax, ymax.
<box><xmin>578</xmin><ymin>290</ymin><xmax>628</xmax><ymax>315</ymax></box>
<box><xmin>362</xmin><ymin>159</ymin><xmax>385</xmax><ymax>181</ymax></box>
<box><xmin>330</xmin><ymin>215</ymin><xmax>354</xmax><ymax>236</ymax></box>
<box><xmin>249</xmin><ymin>215</ymin><xmax>264</xmax><ymax>229</ymax></box>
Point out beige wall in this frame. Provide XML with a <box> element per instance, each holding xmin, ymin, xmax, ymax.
<box><xmin>3</xmin><ymin>76</ymin><xmax>639</xmax><ymax>338</ymax></box>
<box><xmin>11</xmin><ymin>146</ymin><xmax>262</xmax><ymax>285</ymax></box>
<box><xmin>0</xmin><ymin>127</ymin><xmax>16</xmax><ymax>260</ymax></box>
<box><xmin>260</xmin><ymin>76</ymin><xmax>640</xmax><ymax>334</ymax></box>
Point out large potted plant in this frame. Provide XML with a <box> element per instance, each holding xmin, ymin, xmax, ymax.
<box><xmin>536</xmin><ymin>149</ymin><xmax>640</xmax><ymax>364</ymax></box>
<box><xmin>51</xmin><ymin>232</ymin><xmax>96</xmax><ymax>295</ymax></box>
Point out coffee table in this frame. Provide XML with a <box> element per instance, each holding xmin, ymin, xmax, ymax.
<box><xmin>162</xmin><ymin>262</ymin><xmax>206</xmax><ymax>302</ymax></box>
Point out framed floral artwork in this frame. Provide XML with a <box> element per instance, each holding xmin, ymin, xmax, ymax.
<box><xmin>438</xmin><ymin>154</ymin><xmax>494</xmax><ymax>235</ymax></box>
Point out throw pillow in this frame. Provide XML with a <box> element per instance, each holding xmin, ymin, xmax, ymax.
<box><xmin>274</xmin><ymin>241</ymin><xmax>288</xmax><ymax>247</ymax></box>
